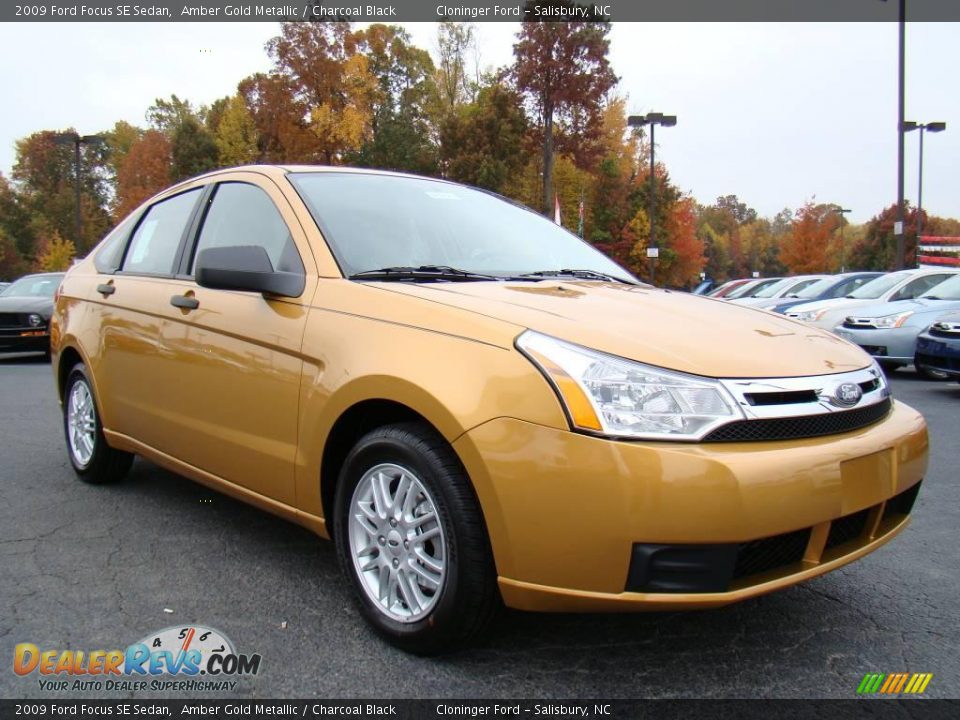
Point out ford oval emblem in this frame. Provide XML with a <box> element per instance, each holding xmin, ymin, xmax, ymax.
<box><xmin>833</xmin><ymin>382</ymin><xmax>863</xmax><ymax>408</ymax></box>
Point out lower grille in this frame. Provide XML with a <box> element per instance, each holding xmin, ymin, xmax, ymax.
<box><xmin>733</xmin><ymin>528</ymin><xmax>810</xmax><ymax>580</ymax></box>
<box><xmin>703</xmin><ymin>398</ymin><xmax>892</xmax><ymax>443</ymax></box>
<box><xmin>859</xmin><ymin>345</ymin><xmax>888</xmax><ymax>356</ymax></box>
<box><xmin>825</xmin><ymin>509</ymin><xmax>869</xmax><ymax>550</ymax></box>
<box><xmin>0</xmin><ymin>313</ymin><xmax>22</xmax><ymax>328</ymax></box>
<box><xmin>916</xmin><ymin>352</ymin><xmax>960</xmax><ymax>373</ymax></box>
<box><xmin>929</xmin><ymin>327</ymin><xmax>960</xmax><ymax>339</ymax></box>
<box><xmin>882</xmin><ymin>482</ymin><xmax>922</xmax><ymax>521</ymax></box>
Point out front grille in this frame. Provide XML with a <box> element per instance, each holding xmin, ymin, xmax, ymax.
<box><xmin>916</xmin><ymin>352</ymin><xmax>960</xmax><ymax>373</ymax></box>
<box><xmin>702</xmin><ymin>398</ymin><xmax>892</xmax><ymax>442</ymax></box>
<box><xmin>825</xmin><ymin>509</ymin><xmax>869</xmax><ymax>550</ymax></box>
<box><xmin>733</xmin><ymin>528</ymin><xmax>811</xmax><ymax>580</ymax></box>
<box><xmin>744</xmin><ymin>389</ymin><xmax>818</xmax><ymax>406</ymax></box>
<box><xmin>0</xmin><ymin>313</ymin><xmax>22</xmax><ymax>328</ymax></box>
<box><xmin>882</xmin><ymin>482</ymin><xmax>922</xmax><ymax>521</ymax></box>
<box><xmin>843</xmin><ymin>320</ymin><xmax>876</xmax><ymax>330</ymax></box>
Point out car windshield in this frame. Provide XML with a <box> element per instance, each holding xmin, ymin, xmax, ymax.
<box><xmin>793</xmin><ymin>277</ymin><xmax>833</xmax><ymax>299</ymax></box>
<box><xmin>289</xmin><ymin>173</ymin><xmax>637</xmax><ymax>282</ymax></box>
<box><xmin>727</xmin><ymin>278</ymin><xmax>778</xmax><ymax>299</ymax></box>
<box><xmin>0</xmin><ymin>275</ymin><xmax>62</xmax><ymax>298</ymax></box>
<box><xmin>848</xmin><ymin>272</ymin><xmax>910</xmax><ymax>299</ymax></box>
<box><xmin>922</xmin><ymin>274</ymin><xmax>960</xmax><ymax>300</ymax></box>
<box><xmin>752</xmin><ymin>277</ymin><xmax>795</xmax><ymax>298</ymax></box>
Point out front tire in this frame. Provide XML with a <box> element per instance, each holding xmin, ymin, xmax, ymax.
<box><xmin>63</xmin><ymin>363</ymin><xmax>133</xmax><ymax>484</ymax></box>
<box><xmin>333</xmin><ymin>422</ymin><xmax>498</xmax><ymax>655</ymax></box>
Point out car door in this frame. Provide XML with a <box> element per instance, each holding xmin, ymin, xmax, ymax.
<box><xmin>89</xmin><ymin>187</ymin><xmax>205</xmax><ymax>446</ymax></box>
<box><xmin>153</xmin><ymin>175</ymin><xmax>316</xmax><ymax>505</ymax></box>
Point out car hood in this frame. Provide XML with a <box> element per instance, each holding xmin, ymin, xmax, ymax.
<box><xmin>0</xmin><ymin>296</ymin><xmax>54</xmax><ymax>315</ymax></box>
<box><xmin>786</xmin><ymin>297</ymin><xmax>876</xmax><ymax>314</ymax></box>
<box><xmin>843</xmin><ymin>297</ymin><xmax>960</xmax><ymax>319</ymax></box>
<box><xmin>375</xmin><ymin>281</ymin><xmax>871</xmax><ymax>378</ymax></box>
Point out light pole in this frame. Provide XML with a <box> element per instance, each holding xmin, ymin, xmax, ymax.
<box><xmin>627</xmin><ymin>112</ymin><xmax>677</xmax><ymax>285</ymax></box>
<box><xmin>879</xmin><ymin>0</ymin><xmax>907</xmax><ymax>269</ymax></box>
<box><xmin>904</xmin><ymin>121</ymin><xmax>946</xmax><ymax>252</ymax></box>
<box><xmin>833</xmin><ymin>207</ymin><xmax>852</xmax><ymax>272</ymax></box>
<box><xmin>52</xmin><ymin>131</ymin><xmax>104</xmax><ymax>248</ymax></box>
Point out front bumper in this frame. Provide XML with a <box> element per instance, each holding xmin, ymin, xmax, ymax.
<box><xmin>833</xmin><ymin>325</ymin><xmax>916</xmax><ymax>362</ymax></box>
<box><xmin>0</xmin><ymin>329</ymin><xmax>50</xmax><ymax>354</ymax></box>
<box><xmin>916</xmin><ymin>333</ymin><xmax>960</xmax><ymax>378</ymax></box>
<box><xmin>453</xmin><ymin>400</ymin><xmax>927</xmax><ymax>612</ymax></box>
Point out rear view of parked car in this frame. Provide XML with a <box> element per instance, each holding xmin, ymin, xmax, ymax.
<box><xmin>51</xmin><ymin>166</ymin><xmax>928</xmax><ymax>654</ymax></box>
<box><xmin>0</xmin><ymin>272</ymin><xmax>64</xmax><ymax>357</ymax></box>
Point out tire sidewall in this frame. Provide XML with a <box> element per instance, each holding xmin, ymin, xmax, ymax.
<box><xmin>333</xmin><ymin>431</ymin><xmax>468</xmax><ymax>648</ymax></box>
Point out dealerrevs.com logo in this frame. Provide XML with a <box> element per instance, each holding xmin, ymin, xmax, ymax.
<box><xmin>14</xmin><ymin>625</ymin><xmax>261</xmax><ymax>692</ymax></box>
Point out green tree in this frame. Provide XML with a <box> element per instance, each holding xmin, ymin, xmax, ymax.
<box><xmin>439</xmin><ymin>81</ymin><xmax>529</xmax><ymax>193</ymax></box>
<box><xmin>215</xmin><ymin>94</ymin><xmax>259</xmax><ymax>167</ymax></box>
<box><xmin>171</xmin><ymin>116</ymin><xmax>219</xmax><ymax>181</ymax></box>
<box><xmin>35</xmin><ymin>230</ymin><xmax>76</xmax><ymax>272</ymax></box>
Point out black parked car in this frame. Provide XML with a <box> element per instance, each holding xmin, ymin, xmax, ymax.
<box><xmin>915</xmin><ymin>312</ymin><xmax>960</xmax><ymax>381</ymax></box>
<box><xmin>0</xmin><ymin>272</ymin><xmax>64</xmax><ymax>357</ymax></box>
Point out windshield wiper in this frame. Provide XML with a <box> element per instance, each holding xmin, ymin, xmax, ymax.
<box><xmin>349</xmin><ymin>265</ymin><xmax>504</xmax><ymax>282</ymax></box>
<box><xmin>518</xmin><ymin>269</ymin><xmax>636</xmax><ymax>284</ymax></box>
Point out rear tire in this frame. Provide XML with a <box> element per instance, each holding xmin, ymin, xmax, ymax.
<box><xmin>333</xmin><ymin>422</ymin><xmax>498</xmax><ymax>655</ymax></box>
<box><xmin>63</xmin><ymin>363</ymin><xmax>133</xmax><ymax>484</ymax></box>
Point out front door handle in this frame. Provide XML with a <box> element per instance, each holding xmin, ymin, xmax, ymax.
<box><xmin>96</xmin><ymin>283</ymin><xmax>115</xmax><ymax>296</ymax></box>
<box><xmin>170</xmin><ymin>295</ymin><xmax>199</xmax><ymax>310</ymax></box>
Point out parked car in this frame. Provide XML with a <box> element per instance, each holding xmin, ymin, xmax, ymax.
<box><xmin>722</xmin><ymin>277</ymin><xmax>783</xmax><ymax>300</ymax></box>
<box><xmin>0</xmin><ymin>282</ymin><xmax>10</xmax><ymax>293</ymax></box>
<box><xmin>771</xmin><ymin>272</ymin><xmax>883</xmax><ymax>315</ymax></box>
<box><xmin>0</xmin><ymin>272</ymin><xmax>64</xmax><ymax>357</ymax></box>
<box><xmin>786</xmin><ymin>269</ymin><xmax>958</xmax><ymax>330</ymax></box>
<box><xmin>915</xmin><ymin>313</ymin><xmax>960</xmax><ymax>380</ymax></box>
<box><xmin>707</xmin><ymin>278</ymin><xmax>751</xmax><ymax>298</ymax></box>
<box><xmin>51</xmin><ymin>166</ymin><xmax>928</xmax><ymax>654</ymax></box>
<box><xmin>833</xmin><ymin>274</ymin><xmax>960</xmax><ymax>378</ymax></box>
<box><xmin>691</xmin><ymin>279</ymin><xmax>715</xmax><ymax>295</ymax></box>
<box><xmin>729</xmin><ymin>275</ymin><xmax>827</xmax><ymax>309</ymax></box>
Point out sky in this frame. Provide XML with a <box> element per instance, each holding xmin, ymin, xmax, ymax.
<box><xmin>0</xmin><ymin>21</ymin><xmax>958</xmax><ymax>224</ymax></box>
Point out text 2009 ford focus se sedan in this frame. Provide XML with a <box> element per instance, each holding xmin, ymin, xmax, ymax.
<box><xmin>50</xmin><ymin>166</ymin><xmax>928</xmax><ymax>654</ymax></box>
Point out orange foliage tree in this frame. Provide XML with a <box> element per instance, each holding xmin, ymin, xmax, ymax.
<box><xmin>114</xmin><ymin>130</ymin><xmax>171</xmax><ymax>220</ymax></box>
<box><xmin>780</xmin><ymin>202</ymin><xmax>836</xmax><ymax>274</ymax></box>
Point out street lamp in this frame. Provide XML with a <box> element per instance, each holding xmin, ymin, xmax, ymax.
<box><xmin>52</xmin><ymin>131</ymin><xmax>104</xmax><ymax>248</ymax></box>
<box><xmin>904</xmin><ymin>121</ymin><xmax>946</xmax><ymax>251</ymax></box>
<box><xmin>832</xmin><ymin>206</ymin><xmax>852</xmax><ymax>272</ymax></box>
<box><xmin>627</xmin><ymin>112</ymin><xmax>677</xmax><ymax>285</ymax></box>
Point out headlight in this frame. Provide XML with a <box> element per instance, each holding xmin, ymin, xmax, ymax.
<box><xmin>516</xmin><ymin>331</ymin><xmax>744</xmax><ymax>441</ymax></box>
<box><xmin>27</xmin><ymin>313</ymin><xmax>44</xmax><ymax>328</ymax></box>
<box><xmin>793</xmin><ymin>309</ymin><xmax>827</xmax><ymax>322</ymax></box>
<box><xmin>871</xmin><ymin>311</ymin><xmax>914</xmax><ymax>329</ymax></box>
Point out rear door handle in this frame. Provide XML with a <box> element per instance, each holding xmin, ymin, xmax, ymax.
<box><xmin>96</xmin><ymin>283</ymin><xmax>115</xmax><ymax>296</ymax></box>
<box><xmin>170</xmin><ymin>295</ymin><xmax>199</xmax><ymax>310</ymax></box>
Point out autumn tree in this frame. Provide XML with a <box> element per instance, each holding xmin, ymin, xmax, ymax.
<box><xmin>659</xmin><ymin>196</ymin><xmax>705</xmax><ymax>288</ymax></box>
<box><xmin>35</xmin><ymin>230</ymin><xmax>76</xmax><ymax>272</ymax></box>
<box><xmin>238</xmin><ymin>72</ymin><xmax>316</xmax><ymax>162</ymax></box>
<box><xmin>512</xmin><ymin>3</ymin><xmax>617</xmax><ymax>215</ymax></box>
<box><xmin>215</xmin><ymin>94</ymin><xmax>259</xmax><ymax>166</ymax></box>
<box><xmin>349</xmin><ymin>24</ymin><xmax>439</xmax><ymax>174</ymax></box>
<box><xmin>780</xmin><ymin>202</ymin><xmax>837</xmax><ymax>274</ymax></box>
<box><xmin>114</xmin><ymin>130</ymin><xmax>172</xmax><ymax>220</ymax></box>
<box><xmin>11</xmin><ymin>130</ymin><xmax>111</xmax><ymax>252</ymax></box>
<box><xmin>103</xmin><ymin>120</ymin><xmax>143</xmax><ymax>182</ymax></box>
<box><xmin>848</xmin><ymin>203</ymin><xmax>921</xmax><ymax>271</ymax></box>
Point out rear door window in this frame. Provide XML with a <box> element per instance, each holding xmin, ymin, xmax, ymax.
<box><xmin>122</xmin><ymin>189</ymin><xmax>201</xmax><ymax>275</ymax></box>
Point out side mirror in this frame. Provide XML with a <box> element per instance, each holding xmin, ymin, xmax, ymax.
<box><xmin>195</xmin><ymin>246</ymin><xmax>304</xmax><ymax>298</ymax></box>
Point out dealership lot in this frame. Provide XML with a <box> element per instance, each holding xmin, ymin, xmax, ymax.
<box><xmin>1</xmin><ymin>356</ymin><xmax>957</xmax><ymax>699</ymax></box>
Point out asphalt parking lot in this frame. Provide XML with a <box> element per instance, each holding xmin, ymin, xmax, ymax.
<box><xmin>1</xmin><ymin>355</ymin><xmax>957</xmax><ymax>700</ymax></box>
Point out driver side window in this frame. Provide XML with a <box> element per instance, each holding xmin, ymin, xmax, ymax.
<box><xmin>191</xmin><ymin>182</ymin><xmax>304</xmax><ymax>276</ymax></box>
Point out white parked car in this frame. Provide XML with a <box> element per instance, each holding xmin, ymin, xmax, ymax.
<box><xmin>786</xmin><ymin>269</ymin><xmax>959</xmax><ymax>330</ymax></box>
<box><xmin>729</xmin><ymin>275</ymin><xmax>828</xmax><ymax>309</ymax></box>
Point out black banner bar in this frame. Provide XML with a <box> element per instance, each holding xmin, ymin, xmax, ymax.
<box><xmin>5</xmin><ymin>0</ymin><xmax>960</xmax><ymax>23</ymax></box>
<box><xmin>2</xmin><ymin>700</ymin><xmax>959</xmax><ymax>720</ymax></box>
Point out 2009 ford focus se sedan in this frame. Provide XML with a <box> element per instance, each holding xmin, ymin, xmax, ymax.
<box><xmin>50</xmin><ymin>166</ymin><xmax>928</xmax><ymax>654</ymax></box>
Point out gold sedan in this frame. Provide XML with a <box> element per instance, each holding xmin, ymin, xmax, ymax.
<box><xmin>51</xmin><ymin>166</ymin><xmax>927</xmax><ymax>654</ymax></box>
